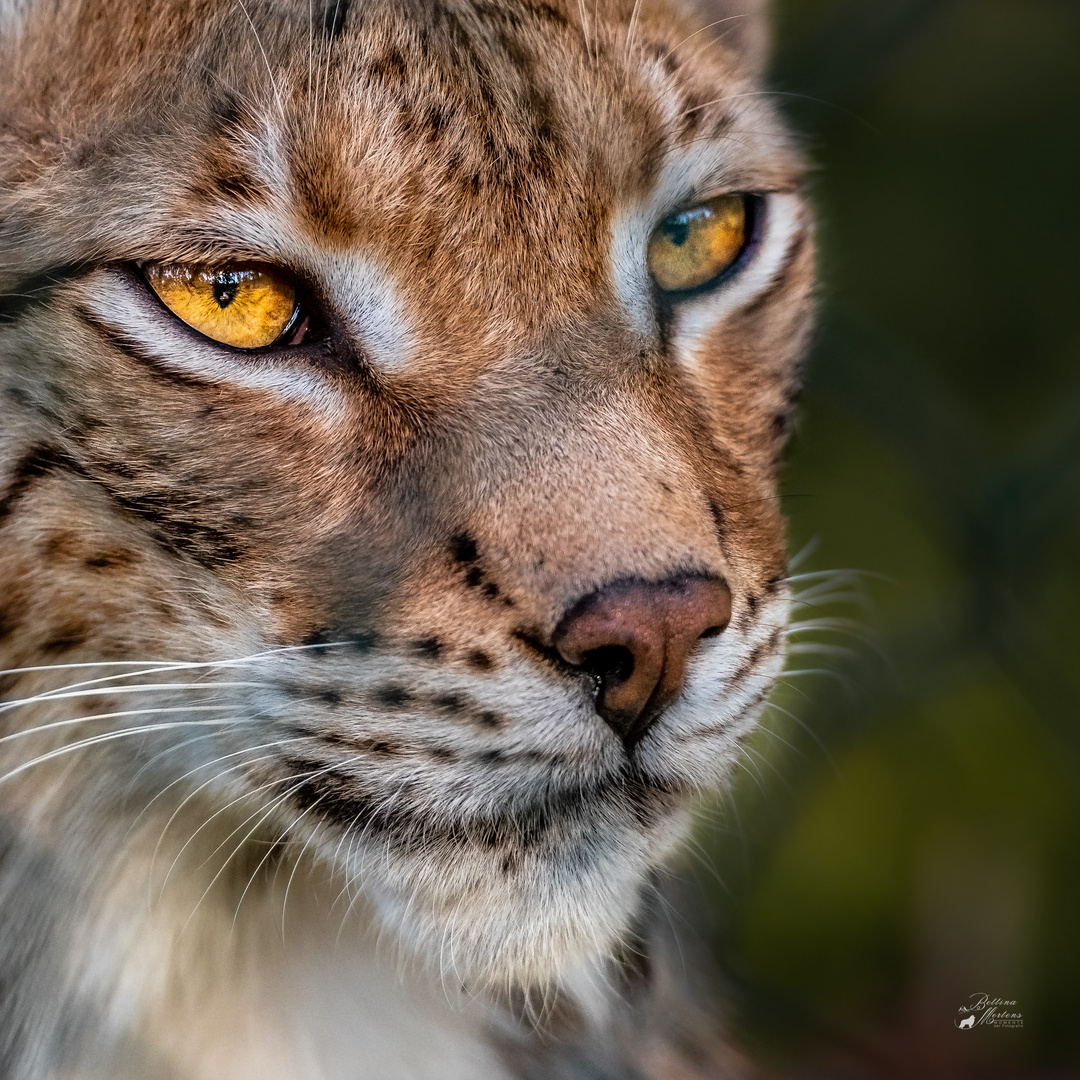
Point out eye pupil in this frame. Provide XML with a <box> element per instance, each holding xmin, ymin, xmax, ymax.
<box><xmin>662</xmin><ymin>216</ymin><xmax>690</xmax><ymax>247</ymax></box>
<box><xmin>647</xmin><ymin>194</ymin><xmax>750</xmax><ymax>294</ymax></box>
<box><xmin>145</xmin><ymin>261</ymin><xmax>299</xmax><ymax>349</ymax></box>
<box><xmin>212</xmin><ymin>273</ymin><xmax>241</xmax><ymax>309</ymax></box>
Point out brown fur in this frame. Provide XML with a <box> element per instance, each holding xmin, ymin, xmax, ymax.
<box><xmin>0</xmin><ymin>1</ymin><xmax>813</xmax><ymax>1076</ymax></box>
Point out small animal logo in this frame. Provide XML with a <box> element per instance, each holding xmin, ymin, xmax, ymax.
<box><xmin>958</xmin><ymin>1015</ymin><xmax>975</xmax><ymax>1030</ymax></box>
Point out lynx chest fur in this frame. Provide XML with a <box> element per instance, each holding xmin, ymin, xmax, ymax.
<box><xmin>0</xmin><ymin>1</ymin><xmax>813</xmax><ymax>1076</ymax></box>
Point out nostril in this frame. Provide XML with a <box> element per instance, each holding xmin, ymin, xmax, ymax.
<box><xmin>552</xmin><ymin>573</ymin><xmax>732</xmax><ymax>750</ymax></box>
<box><xmin>580</xmin><ymin>645</ymin><xmax>635</xmax><ymax>687</ymax></box>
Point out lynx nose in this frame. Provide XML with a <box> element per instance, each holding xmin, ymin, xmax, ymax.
<box><xmin>553</xmin><ymin>575</ymin><xmax>732</xmax><ymax>750</ymax></box>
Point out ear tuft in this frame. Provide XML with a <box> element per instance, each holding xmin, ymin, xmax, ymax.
<box><xmin>685</xmin><ymin>0</ymin><xmax>770</xmax><ymax>75</ymax></box>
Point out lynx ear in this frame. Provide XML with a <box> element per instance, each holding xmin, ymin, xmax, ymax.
<box><xmin>684</xmin><ymin>0</ymin><xmax>770</xmax><ymax>75</ymax></box>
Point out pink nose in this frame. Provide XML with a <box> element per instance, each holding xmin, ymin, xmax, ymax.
<box><xmin>553</xmin><ymin>575</ymin><xmax>732</xmax><ymax>749</ymax></box>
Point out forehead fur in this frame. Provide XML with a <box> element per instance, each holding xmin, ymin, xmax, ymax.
<box><xmin>0</xmin><ymin>0</ymin><xmax>811</xmax><ymax>1025</ymax></box>
<box><xmin>0</xmin><ymin>0</ymin><xmax>793</xmax><ymax>320</ymax></box>
<box><xmin>0</xmin><ymin>0</ymin><xmax>809</xmax><ymax>633</ymax></box>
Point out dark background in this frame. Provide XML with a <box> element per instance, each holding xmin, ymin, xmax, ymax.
<box><xmin>695</xmin><ymin>1</ymin><xmax>1080</xmax><ymax>1076</ymax></box>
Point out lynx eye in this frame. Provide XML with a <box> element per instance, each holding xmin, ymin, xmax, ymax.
<box><xmin>647</xmin><ymin>194</ymin><xmax>749</xmax><ymax>294</ymax></box>
<box><xmin>144</xmin><ymin>262</ymin><xmax>299</xmax><ymax>349</ymax></box>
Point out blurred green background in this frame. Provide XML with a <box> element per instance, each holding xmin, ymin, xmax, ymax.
<box><xmin>696</xmin><ymin>1</ymin><xmax>1080</xmax><ymax>1075</ymax></box>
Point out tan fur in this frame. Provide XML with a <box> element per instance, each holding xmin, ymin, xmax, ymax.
<box><xmin>0</xmin><ymin>1</ymin><xmax>813</xmax><ymax>1076</ymax></box>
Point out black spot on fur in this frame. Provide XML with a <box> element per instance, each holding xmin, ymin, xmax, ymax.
<box><xmin>84</xmin><ymin>549</ymin><xmax>137</xmax><ymax>571</ymax></box>
<box><xmin>424</xmin><ymin>104</ymin><xmax>450</xmax><ymax>141</ymax></box>
<box><xmin>467</xmin><ymin>650</ymin><xmax>493</xmax><ymax>672</ymax></box>
<box><xmin>481</xmin><ymin>581</ymin><xmax>500</xmax><ymax>599</ymax></box>
<box><xmin>740</xmin><ymin>594</ymin><xmax>762</xmax><ymax>632</ymax></box>
<box><xmin>277</xmin><ymin>681</ymin><xmax>309</xmax><ymax>699</ymax></box>
<box><xmin>41</xmin><ymin>622</ymin><xmax>90</xmax><ymax>653</ymax></box>
<box><xmin>285</xmin><ymin>766</ymin><xmax>373</xmax><ymax>830</ymax></box>
<box><xmin>320</xmin><ymin>689</ymin><xmax>342</xmax><ymax>706</ymax></box>
<box><xmin>412</xmin><ymin>636</ymin><xmax>443</xmax><ymax>659</ymax></box>
<box><xmin>433</xmin><ymin>692</ymin><xmax>465</xmax><ymax>714</ymax></box>
<box><xmin>375</xmin><ymin>685</ymin><xmax>411</xmax><ymax>708</ymax></box>
<box><xmin>203</xmin><ymin>169</ymin><xmax>269</xmax><ymax>207</ymax></box>
<box><xmin>477</xmin><ymin>711</ymin><xmax>505</xmax><ymax>730</ymax></box>
<box><xmin>41</xmin><ymin>531</ymin><xmax>80</xmax><ymax>559</ymax></box>
<box><xmin>351</xmin><ymin>629</ymin><xmax>378</xmax><ymax>652</ymax></box>
<box><xmin>370</xmin><ymin>44</ymin><xmax>408</xmax><ymax>82</ymax></box>
<box><xmin>450</xmin><ymin>532</ymin><xmax>478</xmax><ymax>564</ymax></box>
<box><xmin>465</xmin><ymin>566</ymin><xmax>483</xmax><ymax>588</ymax></box>
<box><xmin>363</xmin><ymin>739</ymin><xmax>398</xmax><ymax>758</ymax></box>
<box><xmin>321</xmin><ymin>0</ymin><xmax>352</xmax><ymax>38</ymax></box>
<box><xmin>0</xmin><ymin>602</ymin><xmax>25</xmax><ymax>645</ymax></box>
<box><xmin>302</xmin><ymin>629</ymin><xmax>334</xmax><ymax>654</ymax></box>
<box><xmin>208</xmin><ymin>92</ymin><xmax>244</xmax><ymax>132</ymax></box>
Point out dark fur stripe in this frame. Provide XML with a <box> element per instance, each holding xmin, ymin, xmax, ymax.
<box><xmin>724</xmin><ymin>626</ymin><xmax>783</xmax><ymax>692</ymax></box>
<box><xmin>0</xmin><ymin>266</ymin><xmax>88</xmax><ymax>324</ymax></box>
<box><xmin>738</xmin><ymin>224</ymin><xmax>811</xmax><ymax>320</ymax></box>
<box><xmin>286</xmin><ymin>761</ymin><xmax>674</xmax><ymax>856</ymax></box>
<box><xmin>75</xmin><ymin>307</ymin><xmax>215</xmax><ymax>391</ymax></box>
<box><xmin>0</xmin><ymin>444</ymin><xmax>81</xmax><ymax>527</ymax></box>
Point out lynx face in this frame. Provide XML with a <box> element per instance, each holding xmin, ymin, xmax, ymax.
<box><xmin>0</xmin><ymin>0</ymin><xmax>812</xmax><ymax>995</ymax></box>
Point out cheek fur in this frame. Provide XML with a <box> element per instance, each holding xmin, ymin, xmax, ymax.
<box><xmin>0</xmin><ymin>0</ymin><xmax>809</xmax><ymax>1069</ymax></box>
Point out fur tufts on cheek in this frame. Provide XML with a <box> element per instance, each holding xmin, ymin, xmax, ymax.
<box><xmin>0</xmin><ymin>0</ymin><xmax>810</xmax><ymax>1073</ymax></box>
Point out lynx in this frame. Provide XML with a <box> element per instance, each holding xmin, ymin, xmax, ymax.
<box><xmin>0</xmin><ymin>0</ymin><xmax>813</xmax><ymax>1075</ymax></box>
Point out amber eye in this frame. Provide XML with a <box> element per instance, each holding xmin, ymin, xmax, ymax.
<box><xmin>144</xmin><ymin>262</ymin><xmax>299</xmax><ymax>349</ymax></box>
<box><xmin>647</xmin><ymin>194</ymin><xmax>749</xmax><ymax>293</ymax></box>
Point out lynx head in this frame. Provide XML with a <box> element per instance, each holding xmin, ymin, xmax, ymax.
<box><xmin>0</xmin><ymin>0</ymin><xmax>812</xmax><ymax>994</ymax></box>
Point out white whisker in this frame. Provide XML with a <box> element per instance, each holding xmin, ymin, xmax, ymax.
<box><xmin>0</xmin><ymin>720</ymin><xmax>240</xmax><ymax>788</ymax></box>
<box><xmin>787</xmin><ymin>642</ymin><xmax>860</xmax><ymax>660</ymax></box>
<box><xmin>661</xmin><ymin>15</ymin><xmax>749</xmax><ymax>66</ymax></box>
<box><xmin>741</xmin><ymin>743</ymin><xmax>790</xmax><ymax>792</ymax></box>
<box><xmin>753</xmin><ymin>719</ymin><xmax>803</xmax><ymax>758</ymax></box>
<box><xmin>154</xmin><ymin>743</ymin><xmax>316</xmax><ymax>895</ymax></box>
<box><xmin>0</xmin><ymin>682</ymin><xmax>268</xmax><ymax>716</ymax></box>
<box><xmin>0</xmin><ymin>642</ymin><xmax>351</xmax><ymax>700</ymax></box>
<box><xmin>762</xmin><ymin>702</ymin><xmax>840</xmax><ymax>777</ymax></box>
<box><xmin>0</xmin><ymin>705</ymin><xmax>233</xmax><ymax>747</ymax></box>
<box><xmin>624</xmin><ymin>0</ymin><xmax>644</xmax><ymax>59</ymax></box>
<box><xmin>180</xmin><ymin>764</ymin><xmax>339</xmax><ymax>937</ymax></box>
<box><xmin>232</xmin><ymin>0</ymin><xmax>286</xmax><ymax>121</ymax></box>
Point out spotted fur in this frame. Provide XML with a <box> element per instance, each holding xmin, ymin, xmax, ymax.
<box><xmin>0</xmin><ymin>1</ymin><xmax>813</xmax><ymax>1076</ymax></box>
